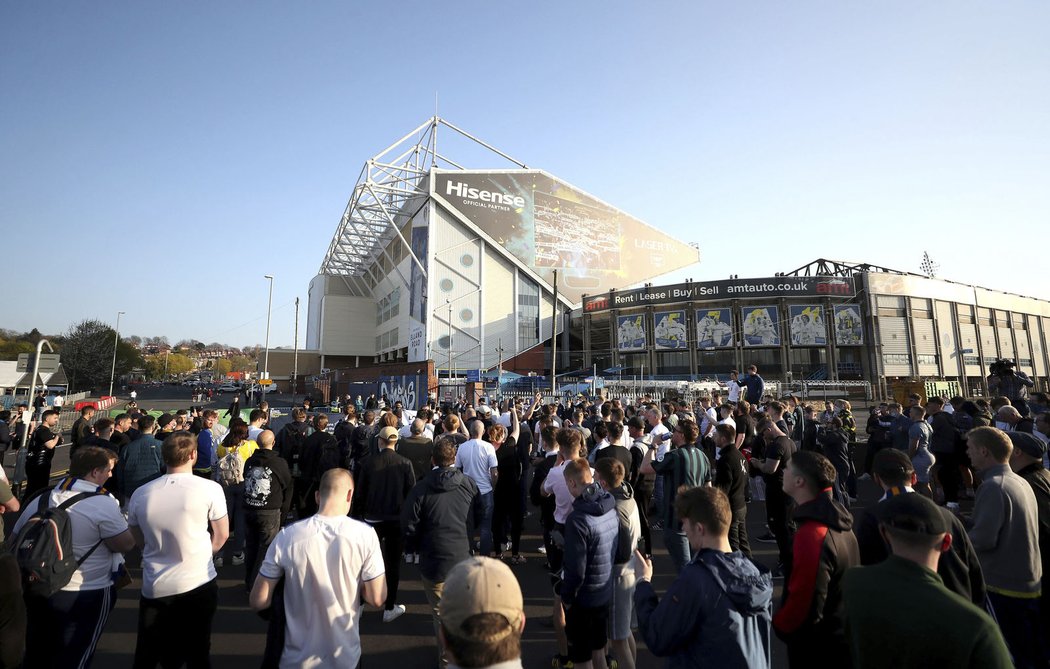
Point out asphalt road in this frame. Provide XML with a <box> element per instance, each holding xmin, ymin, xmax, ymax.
<box><xmin>2</xmin><ymin>385</ymin><xmax>890</xmax><ymax>668</ymax></box>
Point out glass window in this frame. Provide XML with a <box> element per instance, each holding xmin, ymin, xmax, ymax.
<box><xmin>518</xmin><ymin>276</ymin><xmax>540</xmax><ymax>349</ymax></box>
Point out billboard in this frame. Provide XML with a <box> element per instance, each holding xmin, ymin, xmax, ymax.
<box><xmin>834</xmin><ymin>305</ymin><xmax>864</xmax><ymax>345</ymax></box>
<box><xmin>616</xmin><ymin>314</ymin><xmax>647</xmax><ymax>351</ymax></box>
<box><xmin>696</xmin><ymin>308</ymin><xmax>734</xmax><ymax>349</ymax></box>
<box><xmin>788</xmin><ymin>305</ymin><xmax>827</xmax><ymax>346</ymax></box>
<box><xmin>742</xmin><ymin>306</ymin><xmax>780</xmax><ymax>347</ymax></box>
<box><xmin>583</xmin><ymin>276</ymin><xmax>856</xmax><ymax>312</ymax></box>
<box><xmin>432</xmin><ymin>170</ymin><xmax>700</xmax><ymax>304</ymax></box>
<box><xmin>653</xmin><ymin>310</ymin><xmax>688</xmax><ymax>350</ymax></box>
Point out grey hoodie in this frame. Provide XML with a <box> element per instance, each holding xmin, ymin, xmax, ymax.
<box><xmin>607</xmin><ymin>482</ymin><xmax>641</xmax><ymax>567</ymax></box>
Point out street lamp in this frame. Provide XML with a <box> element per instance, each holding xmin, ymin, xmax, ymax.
<box><xmin>108</xmin><ymin>311</ymin><xmax>125</xmax><ymax>397</ymax></box>
<box><xmin>263</xmin><ymin>275</ymin><xmax>274</xmax><ymax>383</ymax></box>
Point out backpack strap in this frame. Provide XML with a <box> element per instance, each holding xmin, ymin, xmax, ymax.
<box><xmin>56</xmin><ymin>491</ymin><xmax>101</xmax><ymax>511</ymax></box>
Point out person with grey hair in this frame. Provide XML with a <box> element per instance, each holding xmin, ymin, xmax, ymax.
<box><xmin>995</xmin><ymin>405</ymin><xmax>1022</xmax><ymax>431</ymax></box>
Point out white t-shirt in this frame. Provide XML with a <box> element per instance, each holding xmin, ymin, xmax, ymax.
<box><xmin>260</xmin><ymin>515</ymin><xmax>385</xmax><ymax>669</ymax></box>
<box><xmin>727</xmin><ymin>380</ymin><xmax>741</xmax><ymax>403</ymax></box>
<box><xmin>11</xmin><ymin>479</ymin><xmax>128</xmax><ymax>591</ymax></box>
<box><xmin>52</xmin><ymin>395</ymin><xmax>64</xmax><ymax>408</ymax></box>
<box><xmin>399</xmin><ymin>423</ymin><xmax>435</xmax><ymax>439</ymax></box>
<box><xmin>248</xmin><ymin>425</ymin><xmax>265</xmax><ymax>442</ymax></box>
<box><xmin>648</xmin><ymin>423</ymin><xmax>672</xmax><ymax>460</ymax></box>
<box><xmin>454</xmin><ymin>438</ymin><xmax>498</xmax><ymax>494</ymax></box>
<box><xmin>127</xmin><ymin>473</ymin><xmax>228</xmax><ymax>599</ymax></box>
<box><xmin>542</xmin><ymin>461</ymin><xmax>593</xmax><ymax>525</ymax></box>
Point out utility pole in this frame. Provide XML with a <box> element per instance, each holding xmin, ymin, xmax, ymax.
<box><xmin>108</xmin><ymin>311</ymin><xmax>125</xmax><ymax>397</ymax></box>
<box><xmin>447</xmin><ymin>299</ymin><xmax>454</xmax><ymax>381</ymax></box>
<box><xmin>551</xmin><ymin>270</ymin><xmax>558</xmax><ymax>396</ymax></box>
<box><xmin>496</xmin><ymin>338</ymin><xmax>504</xmax><ymax>401</ymax></box>
<box><xmin>263</xmin><ymin>275</ymin><xmax>274</xmax><ymax>382</ymax></box>
<box><xmin>293</xmin><ymin>297</ymin><xmax>300</xmax><ymax>402</ymax></box>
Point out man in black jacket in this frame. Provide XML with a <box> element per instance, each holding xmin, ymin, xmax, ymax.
<box><xmin>1007</xmin><ymin>431</ymin><xmax>1050</xmax><ymax>639</ymax></box>
<box><xmin>854</xmin><ymin>448</ymin><xmax>988</xmax><ymax>608</ymax></box>
<box><xmin>69</xmin><ymin>405</ymin><xmax>96</xmax><ymax>456</ymax></box>
<box><xmin>399</xmin><ymin>419</ymin><xmax>435</xmax><ymax>481</ymax></box>
<box><xmin>241</xmin><ymin>430</ymin><xmax>292</xmax><ymax>592</ymax></box>
<box><xmin>401</xmin><ymin>437</ymin><xmax>480</xmax><ymax>665</ymax></box>
<box><xmin>712</xmin><ymin>423</ymin><xmax>751</xmax><ymax>558</ymax></box>
<box><xmin>276</xmin><ymin>408</ymin><xmax>312</xmax><ymax>518</ymax></box>
<box><xmin>355</xmin><ymin>426</ymin><xmax>415</xmax><ymax>623</ymax></box>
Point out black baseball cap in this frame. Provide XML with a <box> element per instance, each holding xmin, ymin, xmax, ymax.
<box><xmin>1008</xmin><ymin>431</ymin><xmax>1046</xmax><ymax>459</ymax></box>
<box><xmin>878</xmin><ymin>493</ymin><xmax>948</xmax><ymax>536</ymax></box>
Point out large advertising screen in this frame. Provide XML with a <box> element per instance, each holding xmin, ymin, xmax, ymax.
<box><xmin>788</xmin><ymin>305</ymin><xmax>827</xmax><ymax>346</ymax></box>
<box><xmin>653</xmin><ymin>310</ymin><xmax>688</xmax><ymax>350</ymax></box>
<box><xmin>433</xmin><ymin>170</ymin><xmax>700</xmax><ymax>304</ymax></box>
<box><xmin>696</xmin><ymin>308</ymin><xmax>734</xmax><ymax>349</ymax></box>
<box><xmin>616</xmin><ymin>314</ymin><xmax>647</xmax><ymax>351</ymax></box>
<box><xmin>742</xmin><ymin>306</ymin><xmax>780</xmax><ymax>347</ymax></box>
<box><xmin>834</xmin><ymin>305</ymin><xmax>864</xmax><ymax>345</ymax></box>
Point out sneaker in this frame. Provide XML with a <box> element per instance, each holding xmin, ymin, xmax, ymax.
<box><xmin>755</xmin><ymin>531</ymin><xmax>777</xmax><ymax>543</ymax></box>
<box><xmin>537</xmin><ymin>545</ymin><xmax>547</xmax><ymax>555</ymax></box>
<box><xmin>607</xmin><ymin>655</ymin><xmax>618</xmax><ymax>669</ymax></box>
<box><xmin>231</xmin><ymin>553</ymin><xmax>245</xmax><ymax>566</ymax></box>
<box><xmin>382</xmin><ymin>605</ymin><xmax>406</xmax><ymax>623</ymax></box>
<box><xmin>509</xmin><ymin>555</ymin><xmax>526</xmax><ymax>565</ymax></box>
<box><xmin>503</xmin><ymin>541</ymin><xmax>512</xmax><ymax>552</ymax></box>
<box><xmin>214</xmin><ymin>556</ymin><xmax>224</xmax><ymax>568</ymax></box>
<box><xmin>406</xmin><ymin>553</ymin><xmax>414</xmax><ymax>564</ymax></box>
<box><xmin>551</xmin><ymin>654</ymin><xmax>574</xmax><ymax>668</ymax></box>
<box><xmin>858</xmin><ymin>473</ymin><xmax>871</xmax><ymax>481</ymax></box>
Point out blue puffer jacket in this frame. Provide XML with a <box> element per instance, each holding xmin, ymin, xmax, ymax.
<box><xmin>635</xmin><ymin>549</ymin><xmax>773</xmax><ymax>669</ymax></box>
<box><xmin>119</xmin><ymin>434</ymin><xmax>164</xmax><ymax>499</ymax></box>
<box><xmin>561</xmin><ymin>484</ymin><xmax>618</xmax><ymax>608</ymax></box>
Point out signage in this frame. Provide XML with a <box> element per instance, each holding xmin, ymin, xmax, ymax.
<box><xmin>617</xmin><ymin>314</ymin><xmax>647</xmax><ymax>351</ymax></box>
<box><xmin>583</xmin><ymin>276</ymin><xmax>856</xmax><ymax>313</ymax></box>
<box><xmin>16</xmin><ymin>353</ymin><xmax>61</xmax><ymax>374</ymax></box>
<box><xmin>788</xmin><ymin>305</ymin><xmax>827</xmax><ymax>346</ymax></box>
<box><xmin>742</xmin><ymin>306</ymin><xmax>781</xmax><ymax>347</ymax></box>
<box><xmin>833</xmin><ymin>305</ymin><xmax>864</xmax><ymax>346</ymax></box>
<box><xmin>696</xmin><ymin>308</ymin><xmax>734</xmax><ymax>349</ymax></box>
<box><xmin>465</xmin><ymin>369</ymin><xmax>481</xmax><ymax>382</ymax></box>
<box><xmin>653</xmin><ymin>310</ymin><xmax>688</xmax><ymax>350</ymax></box>
<box><xmin>258</xmin><ymin>379</ymin><xmax>273</xmax><ymax>385</ymax></box>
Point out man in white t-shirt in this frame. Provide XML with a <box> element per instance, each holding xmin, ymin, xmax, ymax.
<box><xmin>726</xmin><ymin>370</ymin><xmax>742</xmax><ymax>404</ymax></box>
<box><xmin>454</xmin><ymin>420</ymin><xmax>499</xmax><ymax>555</ymax></box>
<box><xmin>127</xmin><ymin>432</ymin><xmax>229</xmax><ymax>668</ymax></box>
<box><xmin>12</xmin><ymin>446</ymin><xmax>135</xmax><ymax>668</ymax></box>
<box><xmin>250</xmin><ymin>468</ymin><xmax>387</xmax><ymax>669</ymax></box>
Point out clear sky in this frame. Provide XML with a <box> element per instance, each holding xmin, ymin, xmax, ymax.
<box><xmin>3</xmin><ymin>2</ymin><xmax>1048</xmax><ymax>348</ymax></box>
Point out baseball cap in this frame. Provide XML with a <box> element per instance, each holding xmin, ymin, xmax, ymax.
<box><xmin>477</xmin><ymin>405</ymin><xmax>492</xmax><ymax>417</ymax></box>
<box><xmin>877</xmin><ymin>492</ymin><xmax>948</xmax><ymax>536</ymax></box>
<box><xmin>379</xmin><ymin>426</ymin><xmax>400</xmax><ymax>442</ymax></box>
<box><xmin>439</xmin><ymin>557</ymin><xmax>524</xmax><ymax>638</ymax></box>
<box><xmin>1008</xmin><ymin>431</ymin><xmax>1046</xmax><ymax>459</ymax></box>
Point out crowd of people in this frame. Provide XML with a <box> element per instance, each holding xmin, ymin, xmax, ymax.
<box><xmin>0</xmin><ymin>362</ymin><xmax>1046</xmax><ymax>668</ymax></box>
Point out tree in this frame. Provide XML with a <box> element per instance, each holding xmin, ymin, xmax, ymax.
<box><xmin>214</xmin><ymin>359</ymin><xmax>233</xmax><ymax>376</ymax></box>
<box><xmin>229</xmin><ymin>355</ymin><xmax>256</xmax><ymax>373</ymax></box>
<box><xmin>60</xmin><ymin>319</ymin><xmax>143</xmax><ymax>393</ymax></box>
<box><xmin>128</xmin><ymin>335</ymin><xmax>143</xmax><ymax>347</ymax></box>
<box><xmin>194</xmin><ymin>342</ymin><xmax>207</xmax><ymax>352</ymax></box>
<box><xmin>144</xmin><ymin>352</ymin><xmax>194</xmax><ymax>378</ymax></box>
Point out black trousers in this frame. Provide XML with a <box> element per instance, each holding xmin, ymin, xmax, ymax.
<box><xmin>134</xmin><ymin>579</ymin><xmax>218</xmax><ymax>669</ymax></box>
<box><xmin>634</xmin><ymin>486</ymin><xmax>653</xmax><ymax>555</ymax></box>
<box><xmin>492</xmin><ymin>490</ymin><xmax>524</xmax><ymax>555</ymax></box>
<box><xmin>244</xmin><ymin>509</ymin><xmax>282</xmax><ymax>590</ymax></box>
<box><xmin>765</xmin><ymin>483</ymin><xmax>793</xmax><ymax>569</ymax></box>
<box><xmin>937</xmin><ymin>451</ymin><xmax>962</xmax><ymax>504</ymax></box>
<box><xmin>292</xmin><ymin>478</ymin><xmax>318</xmax><ymax>519</ymax></box>
<box><xmin>374</xmin><ymin>520</ymin><xmax>402</xmax><ymax>611</ymax></box>
<box><xmin>22</xmin><ymin>463</ymin><xmax>51</xmax><ymax>503</ymax></box>
<box><xmin>728</xmin><ymin>508</ymin><xmax>752</xmax><ymax>559</ymax></box>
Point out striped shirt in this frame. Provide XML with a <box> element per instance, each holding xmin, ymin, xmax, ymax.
<box><xmin>652</xmin><ymin>445</ymin><xmax>713</xmax><ymax>526</ymax></box>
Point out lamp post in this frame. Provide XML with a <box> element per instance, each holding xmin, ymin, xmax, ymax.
<box><xmin>108</xmin><ymin>311</ymin><xmax>125</xmax><ymax>397</ymax></box>
<box><xmin>15</xmin><ymin>338</ymin><xmax>55</xmax><ymax>489</ymax></box>
<box><xmin>263</xmin><ymin>275</ymin><xmax>274</xmax><ymax>383</ymax></box>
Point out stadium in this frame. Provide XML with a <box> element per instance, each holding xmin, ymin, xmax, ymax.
<box><xmin>305</xmin><ymin>119</ymin><xmax>1050</xmax><ymax>404</ymax></box>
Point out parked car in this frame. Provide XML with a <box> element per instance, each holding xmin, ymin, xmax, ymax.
<box><xmin>216</xmin><ymin>384</ymin><xmax>241</xmax><ymax>393</ymax></box>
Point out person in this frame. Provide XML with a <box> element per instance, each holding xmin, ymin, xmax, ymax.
<box><xmin>594</xmin><ymin>459</ymin><xmax>641</xmax><ymax>669</ymax></box>
<box><xmin>400</xmin><ymin>418</ymin><xmax>436</xmax><ymax>481</ymax></box>
<box><xmin>490</xmin><ymin>415</ymin><xmax>526</xmax><ymax>563</ymax></box>
<box><xmin>626</xmin><ymin>416</ymin><xmax>655</xmax><ymax>557</ymax></box>
<box><xmin>726</xmin><ymin>369</ymin><xmax>742</xmax><ymax>404</ymax></box>
<box><xmin>927</xmin><ymin>397</ymin><xmax>962</xmax><ymax>507</ymax></box>
<box><xmin>250</xmin><ymin>468</ymin><xmax>388</xmax><ymax>668</ymax></box>
<box><xmin>109</xmin><ymin>413</ymin><xmax>133</xmax><ymax>451</ymax></box>
<box><xmin>438</xmin><ymin>556</ymin><xmax>526</xmax><ymax>669</ymax></box>
<box><xmin>1006</xmin><ymin>430</ymin><xmax>1050</xmax><ymax>642</ymax></box>
<box><xmin>12</xmin><ymin>447</ymin><xmax>136</xmax><ymax>668</ymax></box>
<box><xmin>817</xmin><ymin>417</ymin><xmax>852</xmax><ymax>505</ymax></box>
<box><xmin>559</xmin><ymin>457</ymin><xmax>617</xmax><ymax>669</ymax></box>
<box><xmin>276</xmin><ymin>407</ymin><xmax>312</xmax><ymax>518</ymax></box>
<box><xmin>70</xmin><ymin>405</ymin><xmax>96</xmax><ymax>455</ymax></box>
<box><xmin>247</xmin><ymin>408</ymin><xmax>267</xmax><ymax>442</ymax></box>
<box><xmin>129</xmin><ymin>388</ymin><xmax>137</xmax><ymax>403</ymax></box>
<box><xmin>773</xmin><ymin>451</ymin><xmax>859</xmax><ymax>668</ymax></box>
<box><xmin>0</xmin><ymin>534</ymin><xmax>25</xmax><ymax>668</ymax></box>
<box><xmin>402</xmin><ymin>437</ymin><xmax>481</xmax><ymax>665</ymax></box>
<box><xmin>591</xmin><ymin>420</ymin><xmax>632</xmax><ymax>475</ymax></box>
<box><xmin>241</xmin><ymin>429</ymin><xmax>292</xmax><ymax>592</ymax></box>
<box><xmin>194</xmin><ymin>409</ymin><xmax>220</xmax><ymax>479</ymax></box>
<box><xmin>965</xmin><ymin>426</ymin><xmax>1043</xmax><ymax>667</ymax></box>
<box><xmin>740</xmin><ymin>365</ymin><xmax>765</xmax><ymax>406</ymax></box>
<box><xmin>455</xmin><ymin>420</ymin><xmax>499</xmax><ymax>556</ymax></box>
<box><xmin>354</xmin><ymin>425</ymin><xmax>415</xmax><ymax>623</ymax></box>
<box><xmin>987</xmin><ymin>358</ymin><xmax>1034</xmax><ymax>404</ymax></box>
<box><xmin>854</xmin><ymin>448</ymin><xmax>987</xmax><ymax>606</ymax></box>
<box><xmin>842</xmin><ymin>493</ymin><xmax>1012</xmax><ymax>669</ymax></box>
<box><xmin>117</xmin><ymin>414</ymin><xmax>165</xmax><ymax>502</ymax></box>
<box><xmin>641</xmin><ymin>419</ymin><xmax>713</xmax><ymax>572</ymax></box>
<box><xmin>23</xmin><ymin>408</ymin><xmax>60</xmax><ymax>502</ymax></box>
<box><xmin>633</xmin><ymin>486</ymin><xmax>773</xmax><ymax>669</ymax></box>
<box><xmin>752</xmin><ymin>418</ymin><xmax>797</xmax><ymax>575</ymax></box>
<box><xmin>214</xmin><ymin>422</ymin><xmax>259</xmax><ymax>568</ymax></box>
<box><xmin>906</xmin><ymin>406</ymin><xmax>936</xmax><ymax>499</ymax></box>
<box><xmin>127</xmin><ymin>432</ymin><xmax>229</xmax><ymax>668</ymax></box>
<box><xmin>155</xmin><ymin>413</ymin><xmax>176</xmax><ymax>441</ymax></box>
<box><xmin>712</xmin><ymin>422</ymin><xmax>752</xmax><ymax>558</ymax></box>
<box><xmin>32</xmin><ymin>390</ymin><xmax>46</xmax><ymax>420</ymax></box>
<box><xmin>298</xmin><ymin>414</ymin><xmax>337</xmax><ymax>518</ymax></box>
<box><xmin>224</xmin><ymin>393</ymin><xmax>241</xmax><ymax>419</ymax></box>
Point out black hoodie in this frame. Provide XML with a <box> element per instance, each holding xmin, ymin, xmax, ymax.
<box><xmin>400</xmin><ymin>466</ymin><xmax>480</xmax><ymax>582</ymax></box>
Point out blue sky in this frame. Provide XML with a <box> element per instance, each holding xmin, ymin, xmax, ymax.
<box><xmin>3</xmin><ymin>2</ymin><xmax>1048</xmax><ymax>348</ymax></box>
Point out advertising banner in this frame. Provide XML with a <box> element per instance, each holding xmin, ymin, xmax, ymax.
<box><xmin>616</xmin><ymin>314</ymin><xmax>647</xmax><ymax>351</ymax></box>
<box><xmin>583</xmin><ymin>276</ymin><xmax>856</xmax><ymax>313</ymax></box>
<box><xmin>742</xmin><ymin>306</ymin><xmax>780</xmax><ymax>347</ymax></box>
<box><xmin>788</xmin><ymin>305</ymin><xmax>827</xmax><ymax>346</ymax></box>
<box><xmin>653</xmin><ymin>310</ymin><xmax>688</xmax><ymax>350</ymax></box>
<box><xmin>433</xmin><ymin>170</ymin><xmax>699</xmax><ymax>304</ymax></box>
<box><xmin>834</xmin><ymin>305</ymin><xmax>864</xmax><ymax>346</ymax></box>
<box><xmin>696</xmin><ymin>308</ymin><xmax>734</xmax><ymax>349</ymax></box>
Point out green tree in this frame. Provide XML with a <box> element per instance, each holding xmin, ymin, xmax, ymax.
<box><xmin>214</xmin><ymin>359</ymin><xmax>233</xmax><ymax>376</ymax></box>
<box><xmin>166</xmin><ymin>353</ymin><xmax>195</xmax><ymax>376</ymax></box>
<box><xmin>229</xmin><ymin>355</ymin><xmax>256</xmax><ymax>373</ymax></box>
<box><xmin>60</xmin><ymin>319</ymin><xmax>142</xmax><ymax>393</ymax></box>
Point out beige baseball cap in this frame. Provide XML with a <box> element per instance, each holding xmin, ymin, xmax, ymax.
<box><xmin>379</xmin><ymin>426</ymin><xmax>400</xmax><ymax>442</ymax></box>
<box><xmin>439</xmin><ymin>557</ymin><xmax>524</xmax><ymax>637</ymax></box>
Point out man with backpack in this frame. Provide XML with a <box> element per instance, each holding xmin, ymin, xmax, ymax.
<box><xmin>301</xmin><ymin>414</ymin><xmax>341</xmax><ymax>517</ymax></box>
<box><xmin>276</xmin><ymin>407</ymin><xmax>312</xmax><ymax>519</ymax></box>
<box><xmin>333</xmin><ymin>405</ymin><xmax>358</xmax><ymax>468</ymax></box>
<box><xmin>241</xmin><ymin>430</ymin><xmax>292</xmax><ymax>593</ymax></box>
<box><xmin>10</xmin><ymin>446</ymin><xmax>136</xmax><ymax>668</ymax></box>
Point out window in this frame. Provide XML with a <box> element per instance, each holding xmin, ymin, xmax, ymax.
<box><xmin>376</xmin><ymin>287</ymin><xmax>401</xmax><ymax>325</ymax></box>
<box><xmin>916</xmin><ymin>354</ymin><xmax>939</xmax><ymax>366</ymax></box>
<box><xmin>518</xmin><ymin>276</ymin><xmax>540</xmax><ymax>349</ymax></box>
<box><xmin>883</xmin><ymin>353</ymin><xmax>911</xmax><ymax>366</ymax></box>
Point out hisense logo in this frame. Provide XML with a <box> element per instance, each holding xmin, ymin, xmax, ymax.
<box><xmin>445</xmin><ymin>181</ymin><xmax>526</xmax><ymax>208</ymax></box>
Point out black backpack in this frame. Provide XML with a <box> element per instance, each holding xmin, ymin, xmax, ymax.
<box><xmin>317</xmin><ymin>437</ymin><xmax>343</xmax><ymax>480</ymax></box>
<box><xmin>280</xmin><ymin>426</ymin><xmax>307</xmax><ymax>478</ymax></box>
<box><xmin>10</xmin><ymin>491</ymin><xmax>103</xmax><ymax>597</ymax></box>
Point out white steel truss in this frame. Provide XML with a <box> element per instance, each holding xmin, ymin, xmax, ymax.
<box><xmin>318</xmin><ymin>117</ymin><xmax>528</xmax><ymax>292</ymax></box>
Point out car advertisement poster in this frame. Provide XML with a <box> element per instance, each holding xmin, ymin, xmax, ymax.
<box><xmin>696</xmin><ymin>308</ymin><xmax>734</xmax><ymax>349</ymax></box>
<box><xmin>432</xmin><ymin>170</ymin><xmax>700</xmax><ymax>304</ymax></box>
<box><xmin>616</xmin><ymin>314</ymin><xmax>647</xmax><ymax>351</ymax></box>
<box><xmin>742</xmin><ymin>306</ymin><xmax>780</xmax><ymax>347</ymax></box>
<box><xmin>788</xmin><ymin>305</ymin><xmax>827</xmax><ymax>346</ymax></box>
<box><xmin>834</xmin><ymin>305</ymin><xmax>864</xmax><ymax>345</ymax></box>
<box><xmin>653</xmin><ymin>310</ymin><xmax>688</xmax><ymax>350</ymax></box>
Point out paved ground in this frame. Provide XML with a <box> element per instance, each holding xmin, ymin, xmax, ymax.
<box><xmin>2</xmin><ymin>386</ymin><xmax>891</xmax><ymax>668</ymax></box>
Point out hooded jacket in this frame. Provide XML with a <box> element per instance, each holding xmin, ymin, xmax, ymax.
<box><xmin>607</xmin><ymin>483</ymin><xmax>641</xmax><ymax>566</ymax></box>
<box><xmin>400</xmin><ymin>466</ymin><xmax>480</xmax><ymax>582</ymax></box>
<box><xmin>773</xmin><ymin>490</ymin><xmax>859</xmax><ymax>663</ymax></box>
<box><xmin>635</xmin><ymin>549</ymin><xmax>773</xmax><ymax>669</ymax></box>
<box><xmin>561</xmin><ymin>484</ymin><xmax>618</xmax><ymax>608</ymax></box>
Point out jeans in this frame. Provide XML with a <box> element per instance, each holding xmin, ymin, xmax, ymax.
<box><xmin>728</xmin><ymin>509</ymin><xmax>752</xmax><ymax>559</ymax></box>
<box><xmin>473</xmin><ymin>491</ymin><xmax>495</xmax><ymax>555</ymax></box>
<box><xmin>987</xmin><ymin>591</ymin><xmax>1045</xmax><ymax>669</ymax></box>
<box><xmin>634</xmin><ymin>486</ymin><xmax>653</xmax><ymax>555</ymax></box>
<box><xmin>224</xmin><ymin>483</ymin><xmax>246</xmax><ymax>554</ymax></box>
<box><xmin>244</xmin><ymin>508</ymin><xmax>282</xmax><ymax>590</ymax></box>
<box><xmin>25</xmin><ymin>586</ymin><xmax>117</xmax><ymax>668</ymax></box>
<box><xmin>134</xmin><ymin>579</ymin><xmax>218</xmax><ymax>669</ymax></box>
<box><xmin>421</xmin><ymin>578</ymin><xmax>446</xmax><ymax>665</ymax></box>
<box><xmin>374</xmin><ymin>520</ymin><xmax>403</xmax><ymax>610</ymax></box>
<box><xmin>663</xmin><ymin>527</ymin><xmax>692</xmax><ymax>573</ymax></box>
<box><xmin>765</xmin><ymin>482</ymin><xmax>794</xmax><ymax>569</ymax></box>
